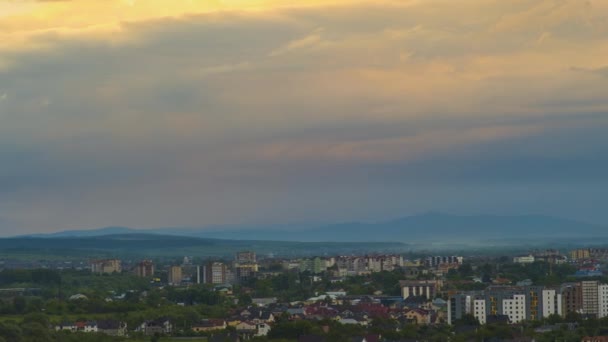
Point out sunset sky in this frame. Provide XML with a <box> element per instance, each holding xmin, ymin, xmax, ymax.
<box><xmin>1</xmin><ymin>0</ymin><xmax>607</xmax><ymax>234</ymax></box>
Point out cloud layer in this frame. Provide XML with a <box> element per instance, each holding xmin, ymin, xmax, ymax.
<box><xmin>1</xmin><ymin>0</ymin><xmax>607</xmax><ymax>234</ymax></box>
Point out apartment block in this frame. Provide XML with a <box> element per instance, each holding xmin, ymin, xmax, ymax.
<box><xmin>91</xmin><ymin>259</ymin><xmax>121</xmax><ymax>274</ymax></box>
<box><xmin>542</xmin><ymin>289</ymin><xmax>562</xmax><ymax>318</ymax></box>
<box><xmin>582</xmin><ymin>281</ymin><xmax>600</xmax><ymax>317</ymax></box>
<box><xmin>133</xmin><ymin>260</ymin><xmax>154</xmax><ymax>278</ymax></box>
<box><xmin>599</xmin><ymin>284</ymin><xmax>608</xmax><ymax>318</ymax></box>
<box><xmin>168</xmin><ymin>266</ymin><xmax>182</xmax><ymax>286</ymax></box>
<box><xmin>204</xmin><ymin>262</ymin><xmax>227</xmax><ymax>284</ymax></box>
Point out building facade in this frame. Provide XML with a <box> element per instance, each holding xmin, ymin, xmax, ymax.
<box><xmin>168</xmin><ymin>266</ymin><xmax>183</xmax><ymax>286</ymax></box>
<box><xmin>400</xmin><ymin>280</ymin><xmax>442</xmax><ymax>299</ymax></box>
<box><xmin>204</xmin><ymin>262</ymin><xmax>227</xmax><ymax>284</ymax></box>
<box><xmin>582</xmin><ymin>281</ymin><xmax>600</xmax><ymax>316</ymax></box>
<box><xmin>134</xmin><ymin>260</ymin><xmax>154</xmax><ymax>278</ymax></box>
<box><xmin>91</xmin><ymin>259</ymin><xmax>121</xmax><ymax>274</ymax></box>
<box><xmin>599</xmin><ymin>284</ymin><xmax>608</xmax><ymax>318</ymax></box>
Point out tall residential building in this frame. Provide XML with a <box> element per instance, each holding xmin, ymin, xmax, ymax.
<box><xmin>503</xmin><ymin>294</ymin><xmax>526</xmax><ymax>323</ymax></box>
<box><xmin>134</xmin><ymin>260</ymin><xmax>154</xmax><ymax>278</ymax></box>
<box><xmin>234</xmin><ymin>251</ymin><xmax>258</xmax><ymax>283</ymax></box>
<box><xmin>448</xmin><ymin>294</ymin><xmax>472</xmax><ymax>325</ymax></box>
<box><xmin>599</xmin><ymin>284</ymin><xmax>608</xmax><ymax>318</ymax></box>
<box><xmin>526</xmin><ymin>286</ymin><xmax>544</xmax><ymax>321</ymax></box>
<box><xmin>235</xmin><ymin>263</ymin><xmax>258</xmax><ymax>283</ymax></box>
<box><xmin>168</xmin><ymin>266</ymin><xmax>183</xmax><ymax>286</ymax></box>
<box><xmin>300</xmin><ymin>257</ymin><xmax>326</xmax><ymax>274</ymax></box>
<box><xmin>91</xmin><ymin>259</ymin><xmax>122</xmax><ymax>274</ymax></box>
<box><xmin>448</xmin><ymin>293</ymin><xmax>485</xmax><ymax>325</ymax></box>
<box><xmin>236</xmin><ymin>251</ymin><xmax>256</xmax><ymax>263</ymax></box>
<box><xmin>542</xmin><ymin>289</ymin><xmax>562</xmax><ymax>318</ymax></box>
<box><xmin>473</xmin><ymin>298</ymin><xmax>487</xmax><ymax>325</ymax></box>
<box><xmin>484</xmin><ymin>287</ymin><xmax>528</xmax><ymax>323</ymax></box>
<box><xmin>204</xmin><ymin>262</ymin><xmax>227</xmax><ymax>284</ymax></box>
<box><xmin>582</xmin><ymin>281</ymin><xmax>600</xmax><ymax>316</ymax></box>
<box><xmin>561</xmin><ymin>283</ymin><xmax>582</xmax><ymax>315</ymax></box>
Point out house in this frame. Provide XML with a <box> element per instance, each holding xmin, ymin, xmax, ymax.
<box><xmin>404</xmin><ymin>308</ymin><xmax>431</xmax><ymax>324</ymax></box>
<box><xmin>97</xmin><ymin>320</ymin><xmax>127</xmax><ymax>336</ymax></box>
<box><xmin>240</xmin><ymin>308</ymin><xmax>275</xmax><ymax>323</ymax></box>
<box><xmin>55</xmin><ymin>321</ymin><xmax>97</xmax><ymax>333</ymax></box>
<box><xmin>192</xmin><ymin>319</ymin><xmax>226</xmax><ymax>332</ymax></box>
<box><xmin>55</xmin><ymin>322</ymin><xmax>76</xmax><ymax>332</ymax></box>
<box><xmin>235</xmin><ymin>321</ymin><xmax>271</xmax><ymax>337</ymax></box>
<box><xmin>136</xmin><ymin>318</ymin><xmax>172</xmax><ymax>336</ymax></box>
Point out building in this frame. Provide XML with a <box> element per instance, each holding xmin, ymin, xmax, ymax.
<box><xmin>598</xmin><ymin>284</ymin><xmax>608</xmax><ymax>318</ymax></box>
<box><xmin>541</xmin><ymin>289</ymin><xmax>562</xmax><ymax>318</ymax></box>
<box><xmin>450</xmin><ymin>286</ymin><xmax>549</xmax><ymax>325</ymax></box>
<box><xmin>425</xmin><ymin>256</ymin><xmax>463</xmax><ymax>268</ymax></box>
<box><xmin>168</xmin><ymin>266</ymin><xmax>183</xmax><ymax>286</ymax></box>
<box><xmin>234</xmin><ymin>251</ymin><xmax>259</xmax><ymax>283</ymax></box>
<box><xmin>513</xmin><ymin>255</ymin><xmax>535</xmax><ymax>264</ymax></box>
<box><xmin>192</xmin><ymin>320</ymin><xmax>226</xmax><ymax>333</ymax></box>
<box><xmin>236</xmin><ymin>251</ymin><xmax>257</xmax><ymax>263</ymax></box>
<box><xmin>136</xmin><ymin>318</ymin><xmax>172</xmax><ymax>336</ymax></box>
<box><xmin>473</xmin><ymin>298</ymin><xmax>487</xmax><ymax>324</ymax></box>
<box><xmin>448</xmin><ymin>293</ymin><xmax>482</xmax><ymax>325</ymax></box>
<box><xmin>400</xmin><ymin>280</ymin><xmax>442</xmax><ymax>299</ymax></box>
<box><xmin>235</xmin><ymin>263</ymin><xmax>258</xmax><ymax>283</ymax></box>
<box><xmin>366</xmin><ymin>255</ymin><xmax>404</xmax><ymax>272</ymax></box>
<box><xmin>502</xmin><ymin>294</ymin><xmax>526</xmax><ymax>323</ymax></box>
<box><xmin>526</xmin><ymin>286</ymin><xmax>544</xmax><ymax>321</ymax></box>
<box><xmin>561</xmin><ymin>283</ymin><xmax>582</xmax><ymax>315</ymax></box>
<box><xmin>570</xmin><ymin>249</ymin><xmax>590</xmax><ymax>260</ymax></box>
<box><xmin>336</xmin><ymin>257</ymin><xmax>366</xmax><ymax>275</ymax></box>
<box><xmin>133</xmin><ymin>260</ymin><xmax>154</xmax><ymax>278</ymax></box>
<box><xmin>582</xmin><ymin>281</ymin><xmax>600</xmax><ymax>317</ymax></box>
<box><xmin>204</xmin><ymin>262</ymin><xmax>228</xmax><ymax>284</ymax></box>
<box><xmin>300</xmin><ymin>257</ymin><xmax>326</xmax><ymax>274</ymax></box>
<box><xmin>97</xmin><ymin>320</ymin><xmax>127</xmax><ymax>336</ymax></box>
<box><xmin>90</xmin><ymin>259</ymin><xmax>121</xmax><ymax>274</ymax></box>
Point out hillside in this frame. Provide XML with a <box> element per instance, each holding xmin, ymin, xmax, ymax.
<box><xmin>0</xmin><ymin>234</ymin><xmax>407</xmax><ymax>258</ymax></box>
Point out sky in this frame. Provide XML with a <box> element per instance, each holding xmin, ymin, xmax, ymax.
<box><xmin>0</xmin><ymin>0</ymin><xmax>607</xmax><ymax>235</ymax></box>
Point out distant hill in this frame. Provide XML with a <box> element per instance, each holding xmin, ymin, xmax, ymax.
<box><xmin>0</xmin><ymin>234</ymin><xmax>407</xmax><ymax>258</ymax></box>
<box><xmin>19</xmin><ymin>213</ymin><xmax>608</xmax><ymax>244</ymax></box>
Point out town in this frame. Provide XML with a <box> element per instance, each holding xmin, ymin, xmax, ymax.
<box><xmin>2</xmin><ymin>248</ymin><xmax>608</xmax><ymax>341</ymax></box>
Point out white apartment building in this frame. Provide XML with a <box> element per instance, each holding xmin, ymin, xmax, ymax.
<box><xmin>473</xmin><ymin>299</ymin><xmax>486</xmax><ymax>325</ymax></box>
<box><xmin>503</xmin><ymin>294</ymin><xmax>526</xmax><ymax>323</ymax></box>
<box><xmin>541</xmin><ymin>289</ymin><xmax>562</xmax><ymax>318</ymax></box>
<box><xmin>598</xmin><ymin>284</ymin><xmax>608</xmax><ymax>318</ymax></box>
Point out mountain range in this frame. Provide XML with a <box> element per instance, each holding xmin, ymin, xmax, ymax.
<box><xmin>21</xmin><ymin>213</ymin><xmax>608</xmax><ymax>243</ymax></box>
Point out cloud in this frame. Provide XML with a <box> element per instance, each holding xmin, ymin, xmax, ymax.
<box><xmin>0</xmin><ymin>0</ymin><xmax>607</xmax><ymax>233</ymax></box>
<box><xmin>269</xmin><ymin>29</ymin><xmax>325</xmax><ymax>56</ymax></box>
